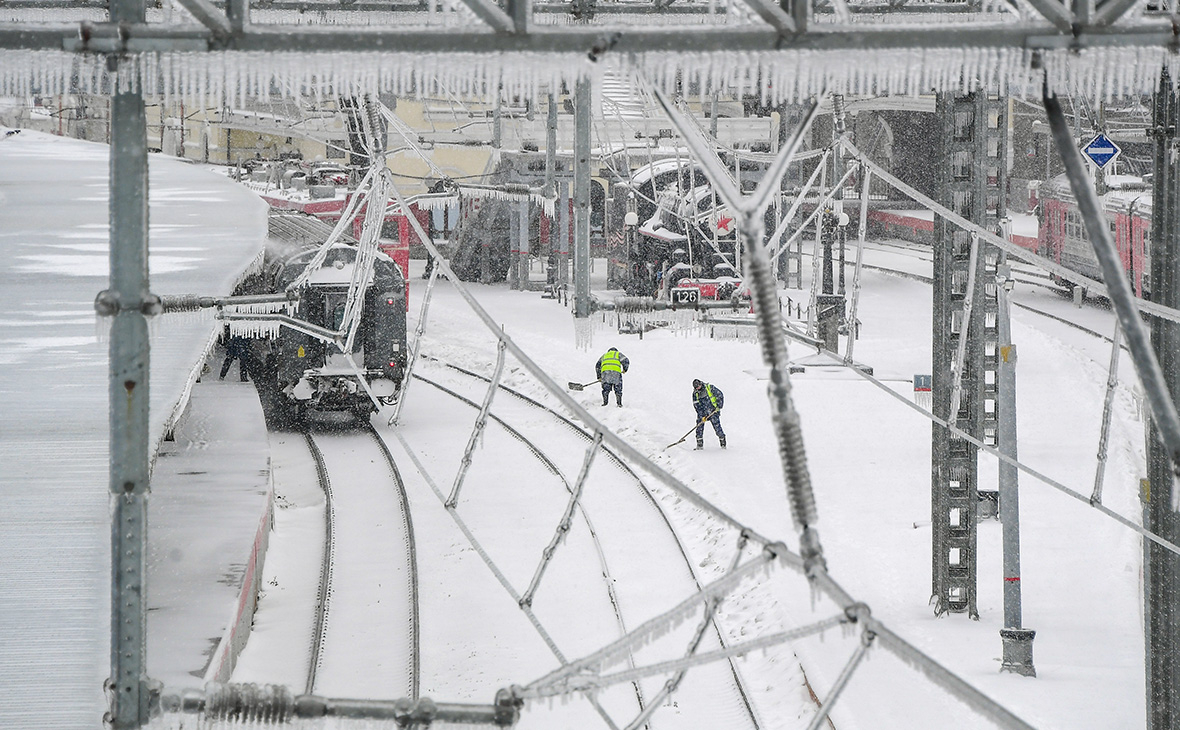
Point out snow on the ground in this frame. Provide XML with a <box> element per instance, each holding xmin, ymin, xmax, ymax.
<box><xmin>359</xmin><ymin>252</ymin><xmax>1145</xmax><ymax>729</ymax></box>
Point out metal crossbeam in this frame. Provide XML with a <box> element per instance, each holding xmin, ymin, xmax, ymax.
<box><xmin>9</xmin><ymin>20</ymin><xmax>1180</xmax><ymax>54</ymax></box>
<box><xmin>455</xmin><ymin>0</ymin><xmax>516</xmax><ymax>32</ymax></box>
<box><xmin>172</xmin><ymin>0</ymin><xmax>233</xmax><ymax>39</ymax></box>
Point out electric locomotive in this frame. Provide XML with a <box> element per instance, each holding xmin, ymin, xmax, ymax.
<box><xmin>263</xmin><ymin>212</ymin><xmax>408</xmax><ymax>422</ymax></box>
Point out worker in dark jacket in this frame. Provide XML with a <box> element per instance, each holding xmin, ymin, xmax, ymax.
<box><xmin>220</xmin><ymin>335</ymin><xmax>251</xmax><ymax>382</ymax></box>
<box><xmin>692</xmin><ymin>378</ymin><xmax>725</xmax><ymax>449</ymax></box>
<box><xmin>596</xmin><ymin>346</ymin><xmax>630</xmax><ymax>407</ymax></box>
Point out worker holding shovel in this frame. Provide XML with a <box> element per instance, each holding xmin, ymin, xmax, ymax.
<box><xmin>691</xmin><ymin>379</ymin><xmax>725</xmax><ymax>450</ymax></box>
<box><xmin>595</xmin><ymin>346</ymin><xmax>629</xmax><ymax>407</ymax></box>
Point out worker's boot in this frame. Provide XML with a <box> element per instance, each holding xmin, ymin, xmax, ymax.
<box><xmin>720</xmin><ymin>436</ymin><xmax>727</xmax><ymax>449</ymax></box>
<box><xmin>694</xmin><ymin>440</ymin><xmax>704</xmax><ymax>451</ymax></box>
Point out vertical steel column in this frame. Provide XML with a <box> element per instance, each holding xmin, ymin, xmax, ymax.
<box><xmin>978</xmin><ymin>94</ymin><xmax>1007</xmax><ymax>516</ymax></box>
<box><xmin>104</xmin><ymin>0</ymin><xmax>153</xmax><ymax>723</ymax></box>
<box><xmin>508</xmin><ymin>199</ymin><xmax>520</xmax><ymax>290</ymax></box>
<box><xmin>996</xmin><ymin>265</ymin><xmax>1035</xmax><ymax>676</ymax></box>
<box><xmin>931</xmin><ymin>92</ymin><xmax>983</xmax><ymax>618</ymax></box>
<box><xmin>544</xmin><ymin>91</ymin><xmax>559</xmax><ymax>288</ymax></box>
<box><xmin>1146</xmin><ymin>71</ymin><xmax>1180</xmax><ymax>730</ymax></box>
<box><xmin>518</xmin><ymin>199</ymin><xmax>530</xmax><ymax>288</ymax></box>
<box><xmin>573</xmin><ymin>75</ymin><xmax>592</xmax><ymax>318</ymax></box>
<box><xmin>558</xmin><ymin>178</ymin><xmax>570</xmax><ymax>286</ymax></box>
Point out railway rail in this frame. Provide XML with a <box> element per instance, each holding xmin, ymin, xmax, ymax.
<box><xmin>289</xmin><ymin>427</ymin><xmax>420</xmax><ymax>701</ymax></box>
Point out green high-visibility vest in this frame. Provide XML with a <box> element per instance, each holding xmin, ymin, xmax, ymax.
<box><xmin>600</xmin><ymin>349</ymin><xmax>623</xmax><ymax>373</ymax></box>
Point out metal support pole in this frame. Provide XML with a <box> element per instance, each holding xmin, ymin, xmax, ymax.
<box><xmin>389</xmin><ymin>264</ymin><xmax>440</xmax><ymax>427</ymax></box>
<box><xmin>492</xmin><ymin>83</ymin><xmax>502</xmax><ymax>150</ymax></box>
<box><xmin>558</xmin><ymin>178</ymin><xmax>570</xmax><ymax>286</ymax></box>
<box><xmin>102</xmin><ymin>0</ymin><xmax>154</xmax><ymax>722</ymax></box>
<box><xmin>996</xmin><ymin>265</ymin><xmax>1035</xmax><ymax>676</ymax></box>
<box><xmin>518</xmin><ymin>198</ymin><xmax>530</xmax><ymax>288</ymax></box>
<box><xmin>1044</xmin><ymin>91</ymin><xmax>1180</xmax><ymax>468</ymax></box>
<box><xmin>1090</xmin><ymin>320</ymin><xmax>1122</xmax><ymax>505</ymax></box>
<box><xmin>832</xmin><ymin>94</ymin><xmax>847</xmax><ymax>297</ymax></box>
<box><xmin>843</xmin><ymin>167</ymin><xmax>871</xmax><ymax>365</ymax></box>
<box><xmin>446</xmin><ymin>339</ymin><xmax>507</xmax><ymax>507</ymax></box>
<box><xmin>573</xmin><ymin>75</ymin><xmax>592</xmax><ymax>318</ymax></box>
<box><xmin>508</xmin><ymin>200</ymin><xmax>520</xmax><ymax>290</ymax></box>
<box><xmin>1144</xmin><ymin>70</ymin><xmax>1180</xmax><ymax>730</ymax></box>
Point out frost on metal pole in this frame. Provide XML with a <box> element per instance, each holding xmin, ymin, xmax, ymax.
<box><xmin>1145</xmin><ymin>71</ymin><xmax>1180</xmax><ymax>730</ymax></box>
<box><xmin>99</xmin><ymin>0</ymin><xmax>157</xmax><ymax>724</ymax></box>
<box><xmin>996</xmin><ymin>265</ymin><xmax>1035</xmax><ymax>677</ymax></box>
<box><xmin>573</xmin><ymin>75</ymin><xmax>592</xmax><ymax>319</ymax></box>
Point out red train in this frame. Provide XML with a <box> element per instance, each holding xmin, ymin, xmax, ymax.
<box><xmin>1035</xmin><ymin>174</ymin><xmax>1152</xmax><ymax>297</ymax></box>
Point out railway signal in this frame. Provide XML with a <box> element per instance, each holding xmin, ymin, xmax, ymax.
<box><xmin>1082</xmin><ymin>133</ymin><xmax>1121</xmax><ymax>170</ymax></box>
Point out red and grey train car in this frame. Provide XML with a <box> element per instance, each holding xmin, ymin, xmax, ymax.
<box><xmin>1035</xmin><ymin>174</ymin><xmax>1152</xmax><ymax>297</ymax></box>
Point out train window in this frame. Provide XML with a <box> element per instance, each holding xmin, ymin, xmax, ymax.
<box><xmin>952</xmin><ymin>190</ymin><xmax>973</xmax><ymax>218</ymax></box>
<box><xmin>953</xmin><ymin>110</ymin><xmax>973</xmax><ymax>140</ymax></box>
<box><xmin>953</xmin><ymin>230</ymin><xmax>971</xmax><ymax>256</ymax></box>
<box><xmin>952</xmin><ymin>151</ymin><xmax>969</xmax><ymax>180</ymax></box>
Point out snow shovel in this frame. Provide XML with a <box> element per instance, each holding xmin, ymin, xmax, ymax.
<box><xmin>568</xmin><ymin>379</ymin><xmax>600</xmax><ymax>391</ymax></box>
<box><xmin>663</xmin><ymin>411</ymin><xmax>717</xmax><ymax>450</ymax></box>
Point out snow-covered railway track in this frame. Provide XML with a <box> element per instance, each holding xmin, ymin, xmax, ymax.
<box><xmin>303</xmin><ymin>427</ymin><xmax>419</xmax><ymax>701</ymax></box>
<box><xmin>410</xmin><ymin>358</ymin><xmax>763</xmax><ymax>730</ymax></box>
<box><xmin>856</xmin><ymin>245</ymin><xmax>1120</xmax><ymax>347</ymax></box>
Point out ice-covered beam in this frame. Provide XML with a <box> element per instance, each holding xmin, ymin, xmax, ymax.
<box><xmin>1093</xmin><ymin>0</ymin><xmax>1140</xmax><ymax>26</ymax></box>
<box><xmin>1021</xmin><ymin>0</ymin><xmax>1074</xmax><ymax>32</ymax></box>
<box><xmin>455</xmin><ymin>0</ymin><xmax>516</xmax><ymax>32</ymax></box>
<box><xmin>172</xmin><ymin>0</ymin><xmax>233</xmax><ymax>41</ymax></box>
<box><xmin>7</xmin><ymin>20</ymin><xmax>1180</xmax><ymax>53</ymax></box>
<box><xmin>736</xmin><ymin>0</ymin><xmax>797</xmax><ymax>35</ymax></box>
<box><xmin>1044</xmin><ymin>90</ymin><xmax>1180</xmax><ymax>475</ymax></box>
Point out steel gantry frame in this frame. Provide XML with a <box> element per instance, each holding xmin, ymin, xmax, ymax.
<box><xmin>930</xmin><ymin>91</ymin><xmax>1006</xmax><ymax>619</ymax></box>
<box><xmin>8</xmin><ymin>0</ymin><xmax>1180</xmax><ymax>724</ymax></box>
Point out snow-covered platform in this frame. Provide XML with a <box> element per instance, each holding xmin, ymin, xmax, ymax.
<box><xmin>0</xmin><ymin>128</ymin><xmax>268</xmax><ymax>729</ymax></box>
<box><xmin>147</xmin><ymin>372</ymin><xmax>273</xmax><ymax>691</ymax></box>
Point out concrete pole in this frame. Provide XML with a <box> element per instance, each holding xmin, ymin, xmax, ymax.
<box><xmin>102</xmin><ymin>0</ymin><xmax>155</xmax><ymax>725</ymax></box>
<box><xmin>996</xmin><ymin>264</ymin><xmax>1035</xmax><ymax>677</ymax></box>
<box><xmin>573</xmin><ymin>75</ymin><xmax>592</xmax><ymax>318</ymax></box>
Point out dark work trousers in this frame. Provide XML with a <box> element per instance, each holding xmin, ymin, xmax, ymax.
<box><xmin>695</xmin><ymin>410</ymin><xmax>724</xmax><ymax>442</ymax></box>
<box><xmin>602</xmin><ymin>380</ymin><xmax>622</xmax><ymax>405</ymax></box>
<box><xmin>220</xmin><ymin>350</ymin><xmax>249</xmax><ymax>381</ymax></box>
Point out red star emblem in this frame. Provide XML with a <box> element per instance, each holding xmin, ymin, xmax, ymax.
<box><xmin>716</xmin><ymin>215</ymin><xmax>734</xmax><ymax>233</ymax></box>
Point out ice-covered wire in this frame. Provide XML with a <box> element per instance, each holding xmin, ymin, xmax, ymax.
<box><xmin>804</xmin><ymin>628</ymin><xmax>873</xmax><ymax>730</ymax></box>
<box><xmin>525</xmin><ymin>611</ymin><xmax>849</xmax><ymax>699</ymax></box>
<box><xmin>390</xmin><ymin>428</ymin><xmax>630</xmax><ymax>730</ymax></box>
<box><xmin>771</xmin><ymin>163</ymin><xmax>856</xmax><ymax>269</ymax></box>
<box><xmin>388</xmin><ymin>262</ymin><xmax>441</xmax><ymax>427</ymax></box>
<box><xmin>947</xmin><ymin>232</ymin><xmax>981</xmax><ymax>425</ymax></box>
<box><xmin>446</xmin><ymin>337</ymin><xmax>506</xmax><ymax>508</ymax></box>
<box><xmin>806</xmin><ymin>346</ymin><xmax>1180</xmax><ymax>557</ymax></box>
<box><xmin>842</xmin><ymin>165</ymin><xmax>872</xmax><ymax>365</ymax></box>
<box><xmin>520</xmin><ymin>430</ymin><xmax>604</xmax><ymax>608</ymax></box>
<box><xmin>1090</xmin><ymin>319</ymin><xmax>1123</xmax><ymax>506</ymax></box>
<box><xmin>384</xmin><ymin>177</ymin><xmax>779</xmax><ymax>545</ymax></box>
<box><xmin>620</xmin><ymin>533</ymin><xmax>746</xmax><ymax>730</ymax></box>
<box><xmin>843</xmin><ymin>138</ymin><xmax>1180</xmax><ymax>326</ymax></box>
<box><xmin>524</xmin><ymin>548</ymin><xmax>782</xmax><ymax>693</ymax></box>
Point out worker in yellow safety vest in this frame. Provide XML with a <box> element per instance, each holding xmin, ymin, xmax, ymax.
<box><xmin>595</xmin><ymin>347</ymin><xmax>630</xmax><ymax>407</ymax></box>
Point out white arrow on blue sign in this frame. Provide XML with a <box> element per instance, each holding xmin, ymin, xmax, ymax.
<box><xmin>1082</xmin><ymin>133</ymin><xmax>1121</xmax><ymax>169</ymax></box>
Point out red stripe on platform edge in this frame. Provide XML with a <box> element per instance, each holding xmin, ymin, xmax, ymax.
<box><xmin>1004</xmin><ymin>576</ymin><xmax>1021</xmax><ymax>582</ymax></box>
